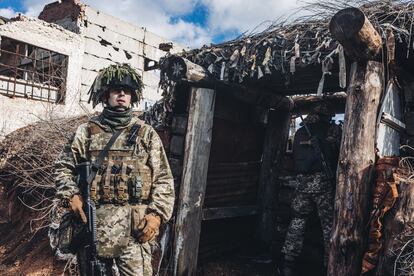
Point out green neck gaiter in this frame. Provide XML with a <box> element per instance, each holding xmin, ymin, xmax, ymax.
<box><xmin>100</xmin><ymin>107</ymin><xmax>133</xmax><ymax>130</ymax></box>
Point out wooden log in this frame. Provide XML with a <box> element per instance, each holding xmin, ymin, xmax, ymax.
<box><xmin>163</xmin><ymin>56</ymin><xmax>209</xmax><ymax>82</ymax></box>
<box><xmin>292</xmin><ymin>92</ymin><xmax>347</xmax><ymax>115</ymax></box>
<box><xmin>329</xmin><ymin>8</ymin><xmax>382</xmax><ymax>61</ymax></box>
<box><xmin>256</xmin><ymin>108</ymin><xmax>292</xmax><ymax>246</ymax></box>
<box><xmin>374</xmin><ymin>179</ymin><xmax>414</xmax><ymax>275</ymax></box>
<box><xmin>172</xmin><ymin>87</ymin><xmax>216</xmax><ymax>276</ymax></box>
<box><xmin>327</xmin><ymin>61</ymin><xmax>384</xmax><ymax>276</ymax></box>
<box><xmin>162</xmin><ymin>56</ymin><xmax>292</xmax><ymax>108</ymax></box>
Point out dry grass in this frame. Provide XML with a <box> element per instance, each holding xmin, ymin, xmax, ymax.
<box><xmin>0</xmin><ymin>116</ymin><xmax>88</xmax><ymax>233</ymax></box>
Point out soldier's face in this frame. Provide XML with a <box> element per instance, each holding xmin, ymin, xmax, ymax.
<box><xmin>107</xmin><ymin>88</ymin><xmax>132</xmax><ymax>109</ymax></box>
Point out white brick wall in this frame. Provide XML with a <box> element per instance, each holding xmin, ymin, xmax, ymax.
<box><xmin>0</xmin><ymin>17</ymin><xmax>84</xmax><ymax>139</ymax></box>
<box><xmin>0</xmin><ymin>5</ymin><xmax>185</xmax><ymax>139</ymax></box>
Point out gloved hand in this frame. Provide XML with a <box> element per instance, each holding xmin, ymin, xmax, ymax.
<box><xmin>70</xmin><ymin>194</ymin><xmax>87</xmax><ymax>224</ymax></box>
<box><xmin>137</xmin><ymin>213</ymin><xmax>161</xmax><ymax>243</ymax></box>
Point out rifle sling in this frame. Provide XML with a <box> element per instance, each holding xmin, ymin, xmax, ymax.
<box><xmin>86</xmin><ymin>129</ymin><xmax>123</xmax><ymax>185</ymax></box>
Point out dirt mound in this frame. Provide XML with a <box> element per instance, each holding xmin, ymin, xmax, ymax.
<box><xmin>0</xmin><ymin>116</ymin><xmax>88</xmax><ymax>275</ymax></box>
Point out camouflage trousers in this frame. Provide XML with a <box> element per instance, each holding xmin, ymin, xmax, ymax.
<box><xmin>281</xmin><ymin>188</ymin><xmax>334</xmax><ymax>263</ymax></box>
<box><xmin>97</xmin><ymin>238</ymin><xmax>153</xmax><ymax>276</ymax></box>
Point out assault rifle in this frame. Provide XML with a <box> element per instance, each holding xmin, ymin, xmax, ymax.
<box><xmin>299</xmin><ymin>115</ymin><xmax>334</xmax><ymax>181</ymax></box>
<box><xmin>76</xmin><ymin>162</ymin><xmax>106</xmax><ymax>276</ymax></box>
<box><xmin>75</xmin><ymin>128</ymin><xmax>123</xmax><ymax>275</ymax></box>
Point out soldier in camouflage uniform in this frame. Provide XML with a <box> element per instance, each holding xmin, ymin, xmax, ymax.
<box><xmin>54</xmin><ymin>64</ymin><xmax>175</xmax><ymax>276</ymax></box>
<box><xmin>281</xmin><ymin>104</ymin><xmax>341</xmax><ymax>276</ymax></box>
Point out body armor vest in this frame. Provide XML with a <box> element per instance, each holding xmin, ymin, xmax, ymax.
<box><xmin>293</xmin><ymin>122</ymin><xmax>340</xmax><ymax>174</ymax></box>
<box><xmin>87</xmin><ymin>121</ymin><xmax>152</xmax><ymax>205</ymax></box>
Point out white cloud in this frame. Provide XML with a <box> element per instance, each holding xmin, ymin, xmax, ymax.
<box><xmin>22</xmin><ymin>0</ymin><xmax>52</xmax><ymax>17</ymax></box>
<box><xmin>0</xmin><ymin>7</ymin><xmax>19</xmax><ymax>18</ymax></box>
<box><xmin>202</xmin><ymin>0</ymin><xmax>309</xmax><ymax>38</ymax></box>
<box><xmin>20</xmin><ymin>0</ymin><xmax>210</xmax><ymax>48</ymax></box>
<box><xmin>159</xmin><ymin>0</ymin><xmax>199</xmax><ymax>16</ymax></box>
<box><xmin>81</xmin><ymin>0</ymin><xmax>212</xmax><ymax>47</ymax></box>
<box><xmin>19</xmin><ymin>0</ymin><xmax>313</xmax><ymax>48</ymax></box>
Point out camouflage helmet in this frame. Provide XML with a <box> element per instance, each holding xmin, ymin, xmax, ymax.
<box><xmin>302</xmin><ymin>102</ymin><xmax>333</xmax><ymax>124</ymax></box>
<box><xmin>87</xmin><ymin>63</ymin><xmax>144</xmax><ymax>108</ymax></box>
<box><xmin>310</xmin><ymin>102</ymin><xmax>332</xmax><ymax>116</ymax></box>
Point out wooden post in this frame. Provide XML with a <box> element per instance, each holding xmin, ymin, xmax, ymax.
<box><xmin>172</xmin><ymin>87</ymin><xmax>216</xmax><ymax>276</ymax></box>
<box><xmin>257</xmin><ymin>107</ymin><xmax>292</xmax><ymax>246</ymax></box>
<box><xmin>329</xmin><ymin>8</ymin><xmax>382</xmax><ymax>61</ymax></box>
<box><xmin>327</xmin><ymin>61</ymin><xmax>383</xmax><ymax>276</ymax></box>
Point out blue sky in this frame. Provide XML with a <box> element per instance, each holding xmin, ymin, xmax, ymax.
<box><xmin>0</xmin><ymin>0</ymin><xmax>305</xmax><ymax>48</ymax></box>
<box><xmin>1</xmin><ymin>0</ymin><xmax>24</xmax><ymax>11</ymax></box>
<box><xmin>177</xmin><ymin>3</ymin><xmax>208</xmax><ymax>28</ymax></box>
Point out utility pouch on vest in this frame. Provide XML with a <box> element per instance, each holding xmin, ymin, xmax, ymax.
<box><xmin>96</xmin><ymin>205</ymin><xmax>131</xmax><ymax>258</ymax></box>
<box><xmin>101</xmin><ymin>160</ymin><xmax>114</xmax><ymax>203</ymax></box>
<box><xmin>130</xmin><ymin>204</ymin><xmax>148</xmax><ymax>239</ymax></box>
<box><xmin>115</xmin><ymin>162</ymin><xmax>129</xmax><ymax>204</ymax></box>
<box><xmin>129</xmin><ymin>175</ymin><xmax>143</xmax><ymax>203</ymax></box>
<box><xmin>90</xmin><ymin>174</ymin><xmax>102</xmax><ymax>203</ymax></box>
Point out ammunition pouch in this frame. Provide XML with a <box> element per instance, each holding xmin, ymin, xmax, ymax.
<box><xmin>89</xmin><ymin>161</ymin><xmax>151</xmax><ymax>205</ymax></box>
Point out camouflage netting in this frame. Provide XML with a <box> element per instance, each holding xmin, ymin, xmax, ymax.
<box><xmin>166</xmin><ymin>0</ymin><xmax>414</xmax><ymax>85</ymax></box>
<box><xmin>153</xmin><ymin>0</ymin><xmax>414</xmax><ymax>127</ymax></box>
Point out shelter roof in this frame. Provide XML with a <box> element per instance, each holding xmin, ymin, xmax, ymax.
<box><xmin>165</xmin><ymin>0</ymin><xmax>414</xmax><ymax>95</ymax></box>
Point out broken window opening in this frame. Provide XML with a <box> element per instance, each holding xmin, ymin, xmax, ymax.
<box><xmin>0</xmin><ymin>37</ymin><xmax>68</xmax><ymax>104</ymax></box>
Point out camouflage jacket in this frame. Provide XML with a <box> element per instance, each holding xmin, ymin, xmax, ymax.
<box><xmin>54</xmin><ymin>116</ymin><xmax>175</xmax><ymax>223</ymax></box>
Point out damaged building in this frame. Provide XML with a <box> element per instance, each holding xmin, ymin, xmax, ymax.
<box><xmin>0</xmin><ymin>0</ymin><xmax>184</xmax><ymax>140</ymax></box>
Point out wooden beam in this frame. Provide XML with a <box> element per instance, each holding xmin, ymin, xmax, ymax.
<box><xmin>329</xmin><ymin>8</ymin><xmax>382</xmax><ymax>61</ymax></box>
<box><xmin>292</xmin><ymin>92</ymin><xmax>347</xmax><ymax>114</ymax></box>
<box><xmin>172</xmin><ymin>87</ymin><xmax>216</xmax><ymax>276</ymax></box>
<box><xmin>163</xmin><ymin>56</ymin><xmax>209</xmax><ymax>82</ymax></box>
<box><xmin>162</xmin><ymin>56</ymin><xmax>293</xmax><ymax>108</ymax></box>
<box><xmin>202</xmin><ymin>205</ymin><xmax>258</xmax><ymax>221</ymax></box>
<box><xmin>256</xmin><ymin>108</ymin><xmax>292</xmax><ymax>247</ymax></box>
<box><xmin>327</xmin><ymin>61</ymin><xmax>384</xmax><ymax>276</ymax></box>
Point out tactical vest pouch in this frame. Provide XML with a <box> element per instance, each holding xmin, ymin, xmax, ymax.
<box><xmin>115</xmin><ymin>162</ymin><xmax>129</xmax><ymax>204</ymax></box>
<box><xmin>137</xmin><ymin>164</ymin><xmax>152</xmax><ymax>200</ymax></box>
<box><xmin>96</xmin><ymin>205</ymin><xmax>131</xmax><ymax>258</ymax></box>
<box><xmin>130</xmin><ymin>204</ymin><xmax>148</xmax><ymax>240</ymax></box>
<box><xmin>128</xmin><ymin>175</ymin><xmax>142</xmax><ymax>203</ymax></box>
<box><xmin>90</xmin><ymin>174</ymin><xmax>102</xmax><ymax>203</ymax></box>
<box><xmin>102</xmin><ymin>160</ymin><xmax>114</xmax><ymax>203</ymax></box>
